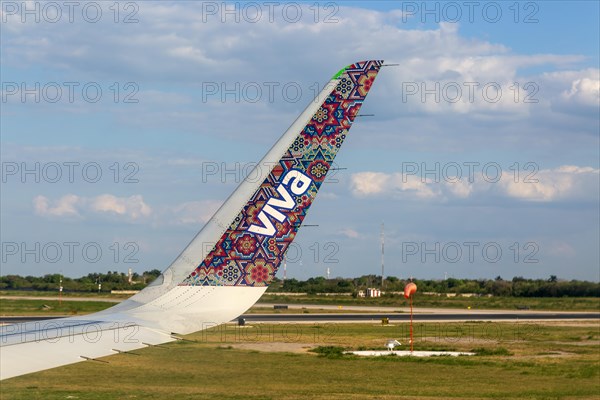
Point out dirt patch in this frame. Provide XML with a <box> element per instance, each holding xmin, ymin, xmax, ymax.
<box><xmin>523</xmin><ymin>351</ymin><xmax>576</xmax><ymax>359</ymax></box>
<box><xmin>548</xmin><ymin>340</ymin><xmax>600</xmax><ymax>347</ymax></box>
<box><xmin>543</xmin><ymin>322</ymin><xmax>599</xmax><ymax>328</ymax></box>
<box><xmin>418</xmin><ymin>336</ymin><xmax>500</xmax><ymax>345</ymax></box>
<box><xmin>225</xmin><ymin>342</ymin><xmax>315</xmax><ymax>353</ymax></box>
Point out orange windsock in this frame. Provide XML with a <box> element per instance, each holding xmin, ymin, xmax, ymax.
<box><xmin>404</xmin><ymin>282</ymin><xmax>417</xmax><ymax>299</ymax></box>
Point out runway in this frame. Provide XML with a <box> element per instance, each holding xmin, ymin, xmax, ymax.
<box><xmin>241</xmin><ymin>312</ymin><xmax>600</xmax><ymax>322</ymax></box>
<box><xmin>1</xmin><ymin>312</ymin><xmax>598</xmax><ymax>324</ymax></box>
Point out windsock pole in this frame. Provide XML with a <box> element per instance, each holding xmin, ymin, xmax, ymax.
<box><xmin>410</xmin><ymin>294</ymin><xmax>413</xmax><ymax>353</ymax></box>
<box><xmin>404</xmin><ymin>282</ymin><xmax>417</xmax><ymax>354</ymax></box>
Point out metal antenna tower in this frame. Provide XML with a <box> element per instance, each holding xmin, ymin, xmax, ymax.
<box><xmin>381</xmin><ymin>222</ymin><xmax>385</xmax><ymax>288</ymax></box>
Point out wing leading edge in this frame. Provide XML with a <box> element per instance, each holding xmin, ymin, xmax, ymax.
<box><xmin>0</xmin><ymin>60</ymin><xmax>384</xmax><ymax>380</ymax></box>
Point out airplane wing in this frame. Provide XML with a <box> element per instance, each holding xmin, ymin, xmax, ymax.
<box><xmin>0</xmin><ymin>60</ymin><xmax>385</xmax><ymax>380</ymax></box>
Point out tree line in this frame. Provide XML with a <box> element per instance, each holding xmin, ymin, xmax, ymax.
<box><xmin>0</xmin><ymin>270</ymin><xmax>162</xmax><ymax>292</ymax></box>
<box><xmin>268</xmin><ymin>275</ymin><xmax>600</xmax><ymax>297</ymax></box>
<box><xmin>0</xmin><ymin>271</ymin><xmax>598</xmax><ymax>297</ymax></box>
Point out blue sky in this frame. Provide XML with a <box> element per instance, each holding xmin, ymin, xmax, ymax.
<box><xmin>1</xmin><ymin>1</ymin><xmax>599</xmax><ymax>281</ymax></box>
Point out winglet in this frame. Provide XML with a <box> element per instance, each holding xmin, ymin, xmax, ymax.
<box><xmin>180</xmin><ymin>60</ymin><xmax>385</xmax><ymax>287</ymax></box>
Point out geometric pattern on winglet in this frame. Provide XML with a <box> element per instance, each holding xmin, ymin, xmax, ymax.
<box><xmin>180</xmin><ymin>60</ymin><xmax>384</xmax><ymax>286</ymax></box>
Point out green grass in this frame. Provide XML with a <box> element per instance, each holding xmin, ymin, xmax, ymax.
<box><xmin>260</xmin><ymin>294</ymin><xmax>600</xmax><ymax>311</ymax></box>
<box><xmin>1</xmin><ymin>322</ymin><xmax>598</xmax><ymax>399</ymax></box>
<box><xmin>471</xmin><ymin>347</ymin><xmax>513</xmax><ymax>356</ymax></box>
<box><xmin>0</xmin><ymin>299</ymin><xmax>114</xmax><ymax>315</ymax></box>
<box><xmin>309</xmin><ymin>345</ymin><xmax>347</xmax><ymax>358</ymax></box>
<box><xmin>0</xmin><ymin>290</ymin><xmax>129</xmax><ymax>299</ymax></box>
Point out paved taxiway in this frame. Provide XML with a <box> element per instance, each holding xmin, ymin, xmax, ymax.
<box><xmin>1</xmin><ymin>312</ymin><xmax>598</xmax><ymax>324</ymax></box>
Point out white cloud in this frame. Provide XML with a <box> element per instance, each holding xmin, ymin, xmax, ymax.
<box><xmin>89</xmin><ymin>194</ymin><xmax>152</xmax><ymax>219</ymax></box>
<box><xmin>351</xmin><ymin>172</ymin><xmax>443</xmax><ymax>200</ymax></box>
<box><xmin>350</xmin><ymin>172</ymin><xmax>390</xmax><ymax>196</ymax></box>
<box><xmin>168</xmin><ymin>46</ymin><xmax>216</xmax><ymax>65</ymax></box>
<box><xmin>32</xmin><ymin>193</ymin><xmax>229</xmax><ymax>226</ymax></box>
<box><xmin>33</xmin><ymin>194</ymin><xmax>152</xmax><ymax>221</ymax></box>
<box><xmin>500</xmin><ymin>166</ymin><xmax>600</xmax><ymax>202</ymax></box>
<box><xmin>444</xmin><ymin>179</ymin><xmax>473</xmax><ymax>199</ymax></box>
<box><xmin>338</xmin><ymin>228</ymin><xmax>360</xmax><ymax>239</ymax></box>
<box><xmin>350</xmin><ymin>165</ymin><xmax>599</xmax><ymax>203</ymax></box>
<box><xmin>562</xmin><ymin>76</ymin><xmax>600</xmax><ymax>107</ymax></box>
<box><xmin>33</xmin><ymin>194</ymin><xmax>81</xmax><ymax>217</ymax></box>
<box><xmin>539</xmin><ymin>68</ymin><xmax>599</xmax><ymax>116</ymax></box>
<box><xmin>392</xmin><ymin>174</ymin><xmax>441</xmax><ymax>199</ymax></box>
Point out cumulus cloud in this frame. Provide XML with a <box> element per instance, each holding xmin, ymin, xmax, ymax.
<box><xmin>89</xmin><ymin>194</ymin><xmax>152</xmax><ymax>219</ymax></box>
<box><xmin>350</xmin><ymin>172</ymin><xmax>390</xmax><ymax>196</ymax></box>
<box><xmin>562</xmin><ymin>76</ymin><xmax>600</xmax><ymax>107</ymax></box>
<box><xmin>350</xmin><ymin>165</ymin><xmax>599</xmax><ymax>203</ymax></box>
<box><xmin>393</xmin><ymin>174</ymin><xmax>441</xmax><ymax>199</ymax></box>
<box><xmin>537</xmin><ymin>68</ymin><xmax>599</xmax><ymax>118</ymax></box>
<box><xmin>33</xmin><ymin>194</ymin><xmax>81</xmax><ymax>217</ymax></box>
<box><xmin>444</xmin><ymin>179</ymin><xmax>473</xmax><ymax>199</ymax></box>
<box><xmin>32</xmin><ymin>193</ymin><xmax>226</xmax><ymax>226</ymax></box>
<box><xmin>338</xmin><ymin>228</ymin><xmax>360</xmax><ymax>239</ymax></box>
<box><xmin>2</xmin><ymin>3</ymin><xmax>592</xmax><ymax>115</ymax></box>
<box><xmin>351</xmin><ymin>172</ymin><xmax>444</xmax><ymax>200</ymax></box>
<box><xmin>500</xmin><ymin>166</ymin><xmax>600</xmax><ymax>202</ymax></box>
<box><xmin>33</xmin><ymin>194</ymin><xmax>152</xmax><ymax>221</ymax></box>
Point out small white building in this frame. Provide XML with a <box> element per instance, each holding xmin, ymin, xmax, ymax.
<box><xmin>365</xmin><ymin>288</ymin><xmax>381</xmax><ymax>298</ymax></box>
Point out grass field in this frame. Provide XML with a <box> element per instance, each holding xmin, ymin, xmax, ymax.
<box><xmin>0</xmin><ymin>299</ymin><xmax>115</xmax><ymax>316</ymax></box>
<box><xmin>1</xmin><ymin>322</ymin><xmax>598</xmax><ymax>399</ymax></box>
<box><xmin>1</xmin><ymin>291</ymin><xmax>599</xmax><ymax>316</ymax></box>
<box><xmin>261</xmin><ymin>294</ymin><xmax>600</xmax><ymax>311</ymax></box>
<box><xmin>0</xmin><ymin>291</ymin><xmax>130</xmax><ymax>299</ymax></box>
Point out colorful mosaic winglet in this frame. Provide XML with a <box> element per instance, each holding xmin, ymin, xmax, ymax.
<box><xmin>181</xmin><ymin>60</ymin><xmax>384</xmax><ymax>287</ymax></box>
